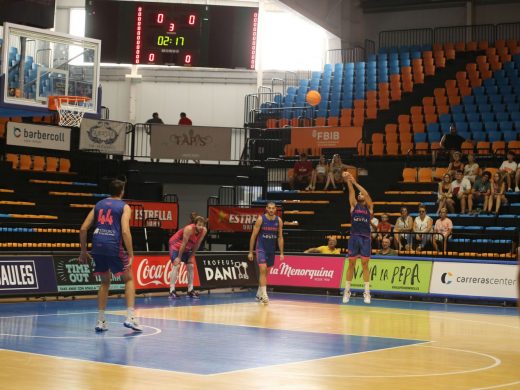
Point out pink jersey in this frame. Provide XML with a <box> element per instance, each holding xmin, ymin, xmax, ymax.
<box><xmin>168</xmin><ymin>224</ymin><xmax>203</xmax><ymax>252</ymax></box>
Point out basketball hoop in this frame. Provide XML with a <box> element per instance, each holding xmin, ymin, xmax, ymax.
<box><xmin>48</xmin><ymin>96</ymin><xmax>93</xmax><ymax>127</ymax></box>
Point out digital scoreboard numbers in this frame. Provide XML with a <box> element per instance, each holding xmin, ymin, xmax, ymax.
<box><xmin>135</xmin><ymin>5</ymin><xmax>203</xmax><ymax>66</ymax></box>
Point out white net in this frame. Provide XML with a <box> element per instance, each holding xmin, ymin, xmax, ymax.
<box><xmin>55</xmin><ymin>97</ymin><xmax>92</xmax><ymax>127</ymax></box>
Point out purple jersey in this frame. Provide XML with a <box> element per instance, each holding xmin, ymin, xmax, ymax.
<box><xmin>256</xmin><ymin>214</ymin><xmax>279</xmax><ymax>253</ymax></box>
<box><xmin>350</xmin><ymin>203</ymin><xmax>371</xmax><ymax>238</ymax></box>
<box><xmin>91</xmin><ymin>198</ymin><xmax>126</xmax><ymax>257</ymax></box>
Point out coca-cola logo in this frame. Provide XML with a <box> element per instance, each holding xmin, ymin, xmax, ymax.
<box><xmin>136</xmin><ymin>258</ymin><xmax>188</xmax><ymax>287</ymax></box>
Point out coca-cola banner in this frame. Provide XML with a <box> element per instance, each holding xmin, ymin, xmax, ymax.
<box><xmin>208</xmin><ymin>206</ymin><xmax>279</xmax><ymax>232</ymax></box>
<box><xmin>195</xmin><ymin>253</ymin><xmax>258</xmax><ymax>288</ymax></box>
<box><xmin>133</xmin><ymin>254</ymin><xmax>200</xmax><ymax>290</ymax></box>
<box><xmin>268</xmin><ymin>255</ymin><xmax>345</xmax><ymax>288</ymax></box>
<box><xmin>53</xmin><ymin>255</ymin><xmax>125</xmax><ymax>293</ymax></box>
<box><xmin>127</xmin><ymin>201</ymin><xmax>179</xmax><ymax>230</ymax></box>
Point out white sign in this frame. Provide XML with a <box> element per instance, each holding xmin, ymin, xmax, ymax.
<box><xmin>6</xmin><ymin>122</ymin><xmax>70</xmax><ymax>151</ymax></box>
<box><xmin>430</xmin><ymin>262</ymin><xmax>518</xmax><ymax>299</ymax></box>
<box><xmin>79</xmin><ymin>118</ymin><xmax>127</xmax><ymax>155</ymax></box>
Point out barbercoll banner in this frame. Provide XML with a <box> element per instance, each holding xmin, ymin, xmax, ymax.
<box><xmin>132</xmin><ymin>254</ymin><xmax>200</xmax><ymax>290</ymax></box>
<box><xmin>0</xmin><ymin>256</ymin><xmax>58</xmax><ymax>295</ymax></box>
<box><xmin>208</xmin><ymin>206</ymin><xmax>279</xmax><ymax>232</ymax></box>
<box><xmin>195</xmin><ymin>252</ymin><xmax>258</xmax><ymax>288</ymax></box>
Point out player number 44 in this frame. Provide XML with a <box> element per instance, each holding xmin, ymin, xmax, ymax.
<box><xmin>98</xmin><ymin>209</ymin><xmax>114</xmax><ymax>225</ymax></box>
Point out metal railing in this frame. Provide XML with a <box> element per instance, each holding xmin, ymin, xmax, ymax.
<box><xmin>434</xmin><ymin>24</ymin><xmax>495</xmax><ymax>46</ymax></box>
<box><xmin>379</xmin><ymin>28</ymin><xmax>433</xmax><ymax>50</ymax></box>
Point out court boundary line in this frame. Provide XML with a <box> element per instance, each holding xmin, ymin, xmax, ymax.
<box><xmin>472</xmin><ymin>380</ymin><xmax>520</xmax><ymax>389</ymax></box>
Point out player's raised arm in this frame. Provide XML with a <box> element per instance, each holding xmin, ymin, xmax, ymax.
<box><xmin>248</xmin><ymin>216</ymin><xmax>263</xmax><ymax>261</ymax></box>
<box><xmin>344</xmin><ymin>172</ymin><xmax>356</xmax><ymax>211</ymax></box>
<box><xmin>121</xmin><ymin>204</ymin><xmax>134</xmax><ymax>268</ymax></box>
<box><xmin>79</xmin><ymin>208</ymin><xmax>95</xmax><ymax>263</ymax></box>
<box><xmin>277</xmin><ymin>216</ymin><xmax>284</xmax><ymax>261</ymax></box>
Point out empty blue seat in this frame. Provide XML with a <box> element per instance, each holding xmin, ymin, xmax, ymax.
<box><xmin>462</xmin><ymin>95</ymin><xmax>475</xmax><ymax>105</ymax></box>
<box><xmin>453</xmin><ymin>113</ymin><xmax>466</xmax><ymax>122</ymax></box>
<box><xmin>467</xmin><ymin>112</ymin><xmax>480</xmax><ymax>122</ymax></box>
<box><xmin>503</xmin><ymin>94</ymin><xmax>517</xmax><ymax>104</ymax></box>
<box><xmin>507</xmin><ymin>103</ymin><xmax>519</xmax><ymax>112</ymax></box>
<box><xmin>472</xmin><ymin>131</ymin><xmax>486</xmax><ymax>141</ymax></box>
<box><xmin>469</xmin><ymin>122</ymin><xmax>483</xmax><ymax>132</ymax></box>
<box><xmin>473</xmin><ymin>87</ymin><xmax>485</xmax><ymax>96</ymax></box>
<box><xmin>483</xmin><ymin>78</ymin><xmax>496</xmax><ymax>87</ymax></box>
<box><xmin>464</xmin><ymin>104</ymin><xmax>477</xmax><ymax>113</ymax></box>
<box><xmin>451</xmin><ymin>105</ymin><xmax>464</xmax><ymax>114</ymax></box>
<box><xmin>493</xmin><ymin>103</ymin><xmax>505</xmax><ymax>112</ymax></box>
<box><xmin>503</xmin><ymin>130</ymin><xmax>518</xmax><ymax>141</ymax></box>
<box><xmin>428</xmin><ymin>132</ymin><xmax>441</xmax><ymax>142</ymax></box>
<box><xmin>475</xmin><ymin>95</ymin><xmax>488</xmax><ymax>104</ymax></box>
<box><xmin>479</xmin><ymin>104</ymin><xmax>492</xmax><ymax>113</ymax></box>
<box><xmin>458</xmin><ymin>131</ymin><xmax>471</xmax><ymax>140</ymax></box>
<box><xmin>481</xmin><ymin>112</ymin><xmax>495</xmax><ymax>122</ymax></box>
<box><xmin>496</xmin><ymin>112</ymin><xmax>510</xmax><ymax>121</ymax></box>
<box><xmin>484</xmin><ymin>121</ymin><xmax>498</xmax><ymax>132</ymax></box>
<box><xmin>427</xmin><ymin>123</ymin><xmax>440</xmax><ymax>132</ymax></box>
<box><xmin>487</xmin><ymin>131</ymin><xmax>502</xmax><ymax>142</ymax></box>
<box><xmin>454</xmin><ymin>121</ymin><xmax>468</xmax><ymax>132</ymax></box>
<box><xmin>440</xmin><ymin>122</ymin><xmax>451</xmax><ymax>132</ymax></box>
<box><xmin>439</xmin><ymin>113</ymin><xmax>452</xmax><ymax>123</ymax></box>
<box><xmin>512</xmin><ymin>112</ymin><xmax>520</xmax><ymax>121</ymax></box>
<box><xmin>414</xmin><ymin>133</ymin><xmax>428</xmax><ymax>143</ymax></box>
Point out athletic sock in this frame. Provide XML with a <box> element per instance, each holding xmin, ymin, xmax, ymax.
<box><xmin>260</xmin><ymin>286</ymin><xmax>267</xmax><ymax>296</ymax></box>
<box><xmin>187</xmin><ymin>263</ymin><xmax>194</xmax><ymax>291</ymax></box>
<box><xmin>98</xmin><ymin>310</ymin><xmax>105</xmax><ymax>322</ymax></box>
<box><xmin>169</xmin><ymin>264</ymin><xmax>179</xmax><ymax>293</ymax></box>
<box><xmin>364</xmin><ymin>282</ymin><xmax>370</xmax><ymax>293</ymax></box>
<box><xmin>127</xmin><ymin>307</ymin><xmax>135</xmax><ymax>320</ymax></box>
<box><xmin>345</xmin><ymin>281</ymin><xmax>351</xmax><ymax>292</ymax></box>
<box><xmin>257</xmin><ymin>286</ymin><xmax>262</xmax><ymax>296</ymax></box>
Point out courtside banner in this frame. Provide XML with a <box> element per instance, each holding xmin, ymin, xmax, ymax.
<box><xmin>150</xmin><ymin>125</ymin><xmax>231</xmax><ymax>160</ymax></box>
<box><xmin>53</xmin><ymin>255</ymin><xmax>125</xmax><ymax>293</ymax></box>
<box><xmin>195</xmin><ymin>253</ymin><xmax>257</xmax><ymax>288</ymax></box>
<box><xmin>0</xmin><ymin>256</ymin><xmax>57</xmax><ymax>295</ymax></box>
<box><xmin>430</xmin><ymin>261</ymin><xmax>518</xmax><ymax>299</ymax></box>
<box><xmin>268</xmin><ymin>255</ymin><xmax>345</xmax><ymax>288</ymax></box>
<box><xmin>79</xmin><ymin>118</ymin><xmax>127</xmax><ymax>155</ymax></box>
<box><xmin>133</xmin><ymin>254</ymin><xmax>200</xmax><ymax>290</ymax></box>
<box><xmin>127</xmin><ymin>201</ymin><xmax>179</xmax><ymax>230</ymax></box>
<box><xmin>208</xmin><ymin>206</ymin><xmax>280</xmax><ymax>232</ymax></box>
<box><xmin>290</xmin><ymin>126</ymin><xmax>361</xmax><ymax>150</ymax></box>
<box><xmin>340</xmin><ymin>258</ymin><xmax>433</xmax><ymax>293</ymax></box>
<box><xmin>6</xmin><ymin>122</ymin><xmax>70</xmax><ymax>151</ymax></box>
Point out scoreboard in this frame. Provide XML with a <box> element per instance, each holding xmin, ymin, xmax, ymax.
<box><xmin>86</xmin><ymin>1</ymin><xmax>258</xmax><ymax>69</ymax></box>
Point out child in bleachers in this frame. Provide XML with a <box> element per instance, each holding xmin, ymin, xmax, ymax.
<box><xmin>433</xmin><ymin>208</ymin><xmax>453</xmax><ymax>253</ymax></box>
<box><xmin>487</xmin><ymin>172</ymin><xmax>507</xmax><ymax>214</ymax></box>
<box><xmin>499</xmin><ymin>151</ymin><xmax>517</xmax><ymax>192</ymax></box>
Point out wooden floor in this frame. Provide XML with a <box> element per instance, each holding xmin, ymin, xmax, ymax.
<box><xmin>0</xmin><ymin>292</ymin><xmax>519</xmax><ymax>390</ymax></box>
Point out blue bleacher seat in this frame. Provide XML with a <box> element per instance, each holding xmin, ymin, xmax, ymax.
<box><xmin>511</xmin><ymin>112</ymin><xmax>520</xmax><ymax>122</ymax></box>
<box><xmin>462</xmin><ymin>96</ymin><xmax>475</xmax><ymax>105</ymax></box>
<box><xmin>475</xmin><ymin>95</ymin><xmax>488</xmax><ymax>104</ymax></box>
<box><xmin>451</xmin><ymin>105</ymin><xmax>463</xmax><ymax>114</ymax></box>
<box><xmin>487</xmin><ymin>131</ymin><xmax>502</xmax><ymax>142</ymax></box>
<box><xmin>492</xmin><ymin>103</ymin><xmax>505</xmax><ymax>112</ymax></box>
<box><xmin>439</xmin><ymin>113</ymin><xmax>452</xmax><ymax>123</ymax></box>
<box><xmin>483</xmin><ymin>121</ymin><xmax>498</xmax><ymax>132</ymax></box>
<box><xmin>458</xmin><ymin>131</ymin><xmax>471</xmax><ymax>140</ymax></box>
<box><xmin>507</xmin><ymin>103</ymin><xmax>519</xmax><ymax>112</ymax></box>
<box><xmin>414</xmin><ymin>133</ymin><xmax>428</xmax><ymax>143</ymax></box>
<box><xmin>503</xmin><ymin>130</ymin><xmax>518</xmax><ymax>141</ymax></box>
<box><xmin>467</xmin><ymin>112</ymin><xmax>480</xmax><ymax>122</ymax></box>
<box><xmin>454</xmin><ymin>121</ymin><xmax>468</xmax><ymax>132</ymax></box>
<box><xmin>503</xmin><ymin>94</ymin><xmax>517</xmax><ymax>104</ymax></box>
<box><xmin>440</xmin><ymin>122</ymin><xmax>451</xmax><ymax>132</ymax></box>
<box><xmin>479</xmin><ymin>104</ymin><xmax>492</xmax><ymax>114</ymax></box>
<box><xmin>469</xmin><ymin>122</ymin><xmax>483</xmax><ymax>132</ymax></box>
<box><xmin>428</xmin><ymin>132</ymin><xmax>441</xmax><ymax>142</ymax></box>
<box><xmin>472</xmin><ymin>131</ymin><xmax>486</xmax><ymax>141</ymax></box>
<box><xmin>427</xmin><ymin>123</ymin><xmax>440</xmax><ymax>132</ymax></box>
<box><xmin>453</xmin><ymin>113</ymin><xmax>466</xmax><ymax>122</ymax></box>
<box><xmin>496</xmin><ymin>112</ymin><xmax>510</xmax><ymax>122</ymax></box>
<box><xmin>464</xmin><ymin>104</ymin><xmax>477</xmax><ymax>113</ymax></box>
<box><xmin>473</xmin><ymin>87</ymin><xmax>485</xmax><ymax>96</ymax></box>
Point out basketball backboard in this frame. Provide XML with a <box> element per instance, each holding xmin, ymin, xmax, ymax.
<box><xmin>1</xmin><ymin>22</ymin><xmax>101</xmax><ymax>115</ymax></box>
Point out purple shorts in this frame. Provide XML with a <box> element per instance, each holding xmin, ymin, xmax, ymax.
<box><xmin>348</xmin><ymin>235</ymin><xmax>371</xmax><ymax>259</ymax></box>
<box><xmin>256</xmin><ymin>249</ymin><xmax>275</xmax><ymax>267</ymax></box>
<box><xmin>92</xmin><ymin>254</ymin><xmax>129</xmax><ymax>277</ymax></box>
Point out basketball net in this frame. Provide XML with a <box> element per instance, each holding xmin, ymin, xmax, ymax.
<box><xmin>55</xmin><ymin>97</ymin><xmax>92</xmax><ymax>127</ymax></box>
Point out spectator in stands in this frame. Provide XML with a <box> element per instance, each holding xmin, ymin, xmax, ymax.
<box><xmin>377</xmin><ymin>237</ymin><xmax>397</xmax><ymax>256</ymax></box>
<box><xmin>376</xmin><ymin>214</ymin><xmax>393</xmax><ymax>248</ymax></box>
<box><xmin>463</xmin><ymin>153</ymin><xmax>479</xmax><ymax>184</ymax></box>
<box><xmin>370</xmin><ymin>216</ymin><xmax>379</xmax><ymax>241</ymax></box>
<box><xmin>487</xmin><ymin>172</ymin><xmax>507</xmax><ymax>214</ymax></box>
<box><xmin>451</xmin><ymin>170</ymin><xmax>471</xmax><ymax>213</ymax></box>
<box><xmin>146</xmin><ymin>112</ymin><xmax>164</xmax><ymax>124</ymax></box>
<box><xmin>304</xmin><ymin>237</ymin><xmax>340</xmax><ymax>254</ymax></box>
<box><xmin>290</xmin><ymin>153</ymin><xmax>313</xmax><ymax>190</ymax></box>
<box><xmin>325</xmin><ymin>154</ymin><xmax>349</xmax><ymax>190</ymax></box>
<box><xmin>469</xmin><ymin>171</ymin><xmax>491</xmax><ymax>214</ymax></box>
<box><xmin>447</xmin><ymin>151</ymin><xmax>464</xmax><ymax>180</ymax></box>
<box><xmin>435</xmin><ymin>123</ymin><xmax>466</xmax><ymax>165</ymax></box>
<box><xmin>437</xmin><ymin>173</ymin><xmax>455</xmax><ymax>214</ymax></box>
<box><xmin>413</xmin><ymin>204</ymin><xmax>433</xmax><ymax>251</ymax></box>
<box><xmin>394</xmin><ymin>207</ymin><xmax>413</xmax><ymax>251</ymax></box>
<box><xmin>306</xmin><ymin>155</ymin><xmax>329</xmax><ymax>191</ymax></box>
<box><xmin>433</xmin><ymin>208</ymin><xmax>453</xmax><ymax>253</ymax></box>
<box><xmin>499</xmin><ymin>151</ymin><xmax>517</xmax><ymax>192</ymax></box>
<box><xmin>515</xmin><ymin>167</ymin><xmax>520</xmax><ymax>193</ymax></box>
<box><xmin>178</xmin><ymin>112</ymin><xmax>192</xmax><ymax>126</ymax></box>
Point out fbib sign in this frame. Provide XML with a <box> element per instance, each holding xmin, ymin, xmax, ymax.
<box><xmin>0</xmin><ymin>256</ymin><xmax>57</xmax><ymax>295</ymax></box>
<box><xmin>195</xmin><ymin>253</ymin><xmax>258</xmax><ymax>288</ymax></box>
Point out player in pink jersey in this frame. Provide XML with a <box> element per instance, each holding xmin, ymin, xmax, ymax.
<box><xmin>168</xmin><ymin>216</ymin><xmax>207</xmax><ymax>299</ymax></box>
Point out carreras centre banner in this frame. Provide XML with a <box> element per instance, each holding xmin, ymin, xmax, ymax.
<box><xmin>6</xmin><ymin>122</ymin><xmax>71</xmax><ymax>151</ymax></box>
<box><xmin>80</xmin><ymin>118</ymin><xmax>128</xmax><ymax>155</ymax></box>
<box><xmin>208</xmin><ymin>206</ymin><xmax>280</xmax><ymax>232</ymax></box>
<box><xmin>150</xmin><ymin>124</ymin><xmax>231</xmax><ymax>160</ymax></box>
<box><xmin>340</xmin><ymin>257</ymin><xmax>433</xmax><ymax>293</ymax></box>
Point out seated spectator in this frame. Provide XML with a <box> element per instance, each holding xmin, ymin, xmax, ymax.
<box><xmin>447</xmin><ymin>151</ymin><xmax>464</xmax><ymax>179</ymax></box>
<box><xmin>290</xmin><ymin>153</ymin><xmax>313</xmax><ymax>190</ymax></box>
<box><xmin>324</xmin><ymin>154</ymin><xmax>349</xmax><ymax>190</ymax></box>
<box><xmin>437</xmin><ymin>173</ymin><xmax>455</xmax><ymax>214</ymax></box>
<box><xmin>487</xmin><ymin>172</ymin><xmax>506</xmax><ymax>214</ymax></box>
<box><xmin>463</xmin><ymin>153</ymin><xmax>479</xmax><ymax>184</ymax></box>
<box><xmin>469</xmin><ymin>171</ymin><xmax>491</xmax><ymax>213</ymax></box>
<box><xmin>304</xmin><ymin>237</ymin><xmax>340</xmax><ymax>254</ymax></box>
<box><xmin>413</xmin><ymin>205</ymin><xmax>433</xmax><ymax>251</ymax></box>
<box><xmin>306</xmin><ymin>155</ymin><xmax>329</xmax><ymax>191</ymax></box>
<box><xmin>376</xmin><ymin>214</ymin><xmax>393</xmax><ymax>248</ymax></box>
<box><xmin>370</xmin><ymin>216</ymin><xmax>379</xmax><ymax>242</ymax></box>
<box><xmin>433</xmin><ymin>208</ymin><xmax>453</xmax><ymax>253</ymax></box>
<box><xmin>499</xmin><ymin>151</ymin><xmax>517</xmax><ymax>192</ymax></box>
<box><xmin>451</xmin><ymin>170</ymin><xmax>471</xmax><ymax>213</ymax></box>
<box><xmin>515</xmin><ymin>167</ymin><xmax>520</xmax><ymax>192</ymax></box>
<box><xmin>377</xmin><ymin>237</ymin><xmax>397</xmax><ymax>256</ymax></box>
<box><xmin>394</xmin><ymin>207</ymin><xmax>413</xmax><ymax>251</ymax></box>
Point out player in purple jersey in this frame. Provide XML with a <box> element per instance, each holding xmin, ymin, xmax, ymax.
<box><xmin>343</xmin><ymin>172</ymin><xmax>374</xmax><ymax>304</ymax></box>
<box><xmin>248</xmin><ymin>202</ymin><xmax>284</xmax><ymax>304</ymax></box>
<box><xmin>79</xmin><ymin>179</ymin><xmax>142</xmax><ymax>332</ymax></box>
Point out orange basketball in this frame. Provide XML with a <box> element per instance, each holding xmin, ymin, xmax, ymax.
<box><xmin>306</xmin><ymin>90</ymin><xmax>321</xmax><ymax>106</ymax></box>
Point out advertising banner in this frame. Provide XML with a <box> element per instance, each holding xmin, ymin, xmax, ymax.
<box><xmin>150</xmin><ymin>124</ymin><xmax>231</xmax><ymax>160</ymax></box>
<box><xmin>53</xmin><ymin>255</ymin><xmax>125</xmax><ymax>292</ymax></box>
<box><xmin>208</xmin><ymin>206</ymin><xmax>280</xmax><ymax>232</ymax></box>
<box><xmin>133</xmin><ymin>254</ymin><xmax>200</xmax><ymax>290</ymax></box>
<box><xmin>6</xmin><ymin>122</ymin><xmax>71</xmax><ymax>151</ymax></box>
<box><xmin>79</xmin><ymin>118</ymin><xmax>128</xmax><ymax>155</ymax></box>
<box><xmin>430</xmin><ymin>261</ymin><xmax>518</xmax><ymax>299</ymax></box>
<box><xmin>127</xmin><ymin>201</ymin><xmax>179</xmax><ymax>230</ymax></box>
<box><xmin>268</xmin><ymin>255</ymin><xmax>345</xmax><ymax>288</ymax></box>
<box><xmin>290</xmin><ymin>126</ymin><xmax>361</xmax><ymax>150</ymax></box>
<box><xmin>0</xmin><ymin>256</ymin><xmax>57</xmax><ymax>295</ymax></box>
<box><xmin>195</xmin><ymin>253</ymin><xmax>258</xmax><ymax>288</ymax></box>
<box><xmin>340</xmin><ymin>258</ymin><xmax>433</xmax><ymax>293</ymax></box>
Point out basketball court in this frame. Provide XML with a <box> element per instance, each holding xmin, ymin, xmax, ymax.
<box><xmin>1</xmin><ymin>292</ymin><xmax>518</xmax><ymax>389</ymax></box>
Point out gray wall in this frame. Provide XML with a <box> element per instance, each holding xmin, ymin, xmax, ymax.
<box><xmin>163</xmin><ymin>183</ymin><xmax>222</xmax><ymax>222</ymax></box>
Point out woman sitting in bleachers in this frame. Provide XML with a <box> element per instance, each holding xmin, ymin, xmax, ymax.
<box><xmin>306</xmin><ymin>155</ymin><xmax>329</xmax><ymax>191</ymax></box>
<box><xmin>447</xmin><ymin>151</ymin><xmax>464</xmax><ymax>179</ymax></box>
<box><xmin>487</xmin><ymin>172</ymin><xmax>507</xmax><ymax>214</ymax></box>
<box><xmin>499</xmin><ymin>151</ymin><xmax>517</xmax><ymax>192</ymax></box>
<box><xmin>324</xmin><ymin>154</ymin><xmax>349</xmax><ymax>190</ymax></box>
<box><xmin>433</xmin><ymin>208</ymin><xmax>453</xmax><ymax>253</ymax></box>
<box><xmin>394</xmin><ymin>207</ymin><xmax>413</xmax><ymax>251</ymax></box>
<box><xmin>463</xmin><ymin>153</ymin><xmax>480</xmax><ymax>184</ymax></box>
<box><xmin>413</xmin><ymin>204</ymin><xmax>433</xmax><ymax>251</ymax></box>
<box><xmin>437</xmin><ymin>173</ymin><xmax>455</xmax><ymax>214</ymax></box>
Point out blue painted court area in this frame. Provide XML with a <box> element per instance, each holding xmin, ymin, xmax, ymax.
<box><xmin>0</xmin><ymin>293</ymin><xmax>427</xmax><ymax>375</ymax></box>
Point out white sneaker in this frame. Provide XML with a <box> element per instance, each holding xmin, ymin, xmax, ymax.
<box><xmin>342</xmin><ymin>290</ymin><xmax>351</xmax><ymax>304</ymax></box>
<box><xmin>515</xmin><ymin>186</ymin><xmax>520</xmax><ymax>192</ymax></box>
<box><xmin>363</xmin><ymin>292</ymin><xmax>371</xmax><ymax>304</ymax></box>
<box><xmin>258</xmin><ymin>295</ymin><xmax>269</xmax><ymax>305</ymax></box>
<box><xmin>95</xmin><ymin>320</ymin><xmax>108</xmax><ymax>332</ymax></box>
<box><xmin>123</xmin><ymin>317</ymin><xmax>143</xmax><ymax>332</ymax></box>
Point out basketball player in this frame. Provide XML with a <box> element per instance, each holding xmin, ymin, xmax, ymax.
<box><xmin>343</xmin><ymin>172</ymin><xmax>374</xmax><ymax>304</ymax></box>
<box><xmin>168</xmin><ymin>216</ymin><xmax>207</xmax><ymax>299</ymax></box>
<box><xmin>79</xmin><ymin>179</ymin><xmax>142</xmax><ymax>332</ymax></box>
<box><xmin>248</xmin><ymin>202</ymin><xmax>284</xmax><ymax>304</ymax></box>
